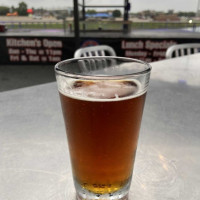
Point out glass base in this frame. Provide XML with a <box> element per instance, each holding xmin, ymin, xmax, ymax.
<box><xmin>75</xmin><ymin>179</ymin><xmax>130</xmax><ymax>200</ymax></box>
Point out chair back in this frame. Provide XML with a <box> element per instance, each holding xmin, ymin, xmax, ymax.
<box><xmin>74</xmin><ymin>45</ymin><xmax>116</xmax><ymax>58</ymax></box>
<box><xmin>166</xmin><ymin>43</ymin><xmax>200</xmax><ymax>59</ymax></box>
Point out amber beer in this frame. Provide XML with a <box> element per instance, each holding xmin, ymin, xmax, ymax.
<box><xmin>58</xmin><ymin>79</ymin><xmax>146</xmax><ymax>195</ymax></box>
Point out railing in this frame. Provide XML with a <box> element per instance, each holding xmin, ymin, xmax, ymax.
<box><xmin>131</xmin><ymin>22</ymin><xmax>198</xmax><ymax>30</ymax></box>
<box><xmin>3</xmin><ymin>21</ymin><xmax>200</xmax><ymax>32</ymax></box>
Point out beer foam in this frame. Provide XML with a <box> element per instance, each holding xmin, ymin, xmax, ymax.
<box><xmin>57</xmin><ymin>76</ymin><xmax>144</xmax><ymax>102</ymax></box>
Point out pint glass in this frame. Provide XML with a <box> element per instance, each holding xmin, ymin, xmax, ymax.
<box><xmin>55</xmin><ymin>57</ymin><xmax>151</xmax><ymax>200</ymax></box>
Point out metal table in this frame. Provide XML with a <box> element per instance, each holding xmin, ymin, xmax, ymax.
<box><xmin>1</xmin><ymin>54</ymin><xmax>200</xmax><ymax>200</ymax></box>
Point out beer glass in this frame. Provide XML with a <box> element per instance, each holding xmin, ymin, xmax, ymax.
<box><xmin>55</xmin><ymin>56</ymin><xmax>151</xmax><ymax>200</ymax></box>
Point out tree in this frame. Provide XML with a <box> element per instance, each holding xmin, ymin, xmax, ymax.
<box><xmin>86</xmin><ymin>9</ymin><xmax>96</xmax><ymax>14</ymax></box>
<box><xmin>142</xmin><ymin>10</ymin><xmax>155</xmax><ymax>18</ymax></box>
<box><xmin>177</xmin><ymin>11</ymin><xmax>195</xmax><ymax>17</ymax></box>
<box><xmin>17</xmin><ymin>2</ymin><xmax>28</xmax><ymax>16</ymax></box>
<box><xmin>0</xmin><ymin>6</ymin><xmax>9</xmax><ymax>16</ymax></box>
<box><xmin>167</xmin><ymin>9</ymin><xmax>174</xmax><ymax>15</ymax></box>
<box><xmin>112</xmin><ymin>10</ymin><xmax>121</xmax><ymax>17</ymax></box>
<box><xmin>187</xmin><ymin>12</ymin><xmax>196</xmax><ymax>17</ymax></box>
<box><xmin>10</xmin><ymin>6</ymin><xmax>16</xmax><ymax>13</ymax></box>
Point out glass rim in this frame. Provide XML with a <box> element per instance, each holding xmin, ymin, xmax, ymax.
<box><xmin>55</xmin><ymin>56</ymin><xmax>152</xmax><ymax>80</ymax></box>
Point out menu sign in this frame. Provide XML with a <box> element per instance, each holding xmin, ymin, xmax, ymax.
<box><xmin>0</xmin><ymin>36</ymin><xmax>198</xmax><ymax>65</ymax></box>
<box><xmin>6</xmin><ymin>38</ymin><xmax>63</xmax><ymax>63</ymax></box>
<box><xmin>121</xmin><ymin>39</ymin><xmax>177</xmax><ymax>62</ymax></box>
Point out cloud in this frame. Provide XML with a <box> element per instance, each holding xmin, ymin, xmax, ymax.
<box><xmin>132</xmin><ymin>0</ymin><xmax>197</xmax><ymax>12</ymax></box>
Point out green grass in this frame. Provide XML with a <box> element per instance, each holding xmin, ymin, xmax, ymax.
<box><xmin>7</xmin><ymin>22</ymin><xmax>65</xmax><ymax>29</ymax></box>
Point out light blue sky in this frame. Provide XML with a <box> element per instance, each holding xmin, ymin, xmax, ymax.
<box><xmin>1</xmin><ymin>0</ymin><xmax>199</xmax><ymax>12</ymax></box>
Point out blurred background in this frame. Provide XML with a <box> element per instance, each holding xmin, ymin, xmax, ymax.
<box><xmin>0</xmin><ymin>0</ymin><xmax>200</xmax><ymax>91</ymax></box>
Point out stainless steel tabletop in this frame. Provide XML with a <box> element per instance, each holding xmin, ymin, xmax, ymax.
<box><xmin>1</xmin><ymin>54</ymin><xmax>200</xmax><ymax>200</ymax></box>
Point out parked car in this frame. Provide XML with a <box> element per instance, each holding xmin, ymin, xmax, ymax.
<box><xmin>0</xmin><ymin>24</ymin><xmax>7</xmax><ymax>32</ymax></box>
<box><xmin>32</xmin><ymin>15</ymin><xmax>42</xmax><ymax>20</ymax></box>
<box><xmin>55</xmin><ymin>14</ymin><xmax>67</xmax><ymax>20</ymax></box>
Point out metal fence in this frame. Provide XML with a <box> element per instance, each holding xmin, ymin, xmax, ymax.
<box><xmin>3</xmin><ymin>21</ymin><xmax>200</xmax><ymax>32</ymax></box>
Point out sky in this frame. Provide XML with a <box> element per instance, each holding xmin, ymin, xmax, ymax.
<box><xmin>0</xmin><ymin>0</ymin><xmax>199</xmax><ymax>12</ymax></box>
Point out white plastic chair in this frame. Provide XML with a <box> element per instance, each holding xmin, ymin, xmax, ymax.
<box><xmin>166</xmin><ymin>43</ymin><xmax>200</xmax><ymax>59</ymax></box>
<box><xmin>74</xmin><ymin>45</ymin><xmax>116</xmax><ymax>58</ymax></box>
